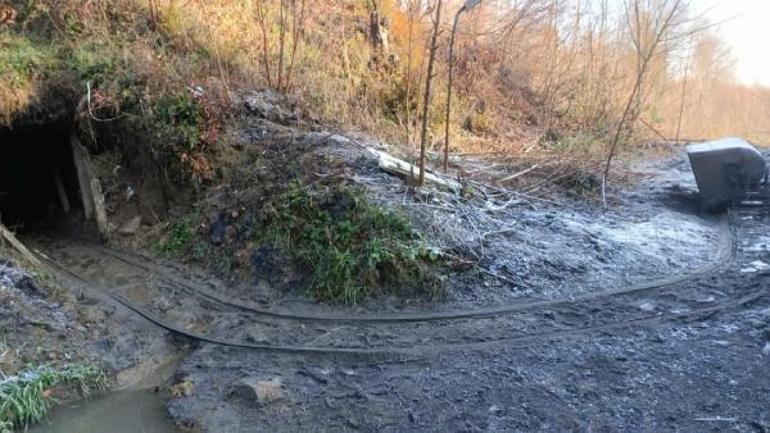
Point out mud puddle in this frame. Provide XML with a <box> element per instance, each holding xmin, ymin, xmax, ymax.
<box><xmin>28</xmin><ymin>390</ymin><xmax>179</xmax><ymax>433</ymax></box>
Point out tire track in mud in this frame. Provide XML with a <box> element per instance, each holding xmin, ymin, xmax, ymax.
<box><xmin>30</xmin><ymin>209</ymin><xmax>769</xmax><ymax>355</ymax></box>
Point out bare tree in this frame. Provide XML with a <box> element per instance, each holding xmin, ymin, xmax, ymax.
<box><xmin>418</xmin><ymin>0</ymin><xmax>442</xmax><ymax>186</ymax></box>
<box><xmin>254</xmin><ymin>0</ymin><xmax>307</xmax><ymax>93</ymax></box>
<box><xmin>254</xmin><ymin>0</ymin><xmax>275</xmax><ymax>89</ymax></box>
<box><xmin>601</xmin><ymin>0</ymin><xmax>689</xmax><ymax>208</ymax></box>
<box><xmin>674</xmin><ymin>37</ymin><xmax>692</xmax><ymax>142</ymax></box>
<box><xmin>148</xmin><ymin>0</ymin><xmax>160</xmax><ymax>29</ymax></box>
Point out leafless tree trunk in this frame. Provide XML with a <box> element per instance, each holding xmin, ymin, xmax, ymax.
<box><xmin>418</xmin><ymin>0</ymin><xmax>442</xmax><ymax>186</ymax></box>
<box><xmin>404</xmin><ymin>0</ymin><xmax>419</xmax><ymax>150</ymax></box>
<box><xmin>283</xmin><ymin>0</ymin><xmax>306</xmax><ymax>92</ymax></box>
<box><xmin>601</xmin><ymin>0</ymin><xmax>686</xmax><ymax>208</ymax></box>
<box><xmin>277</xmin><ymin>0</ymin><xmax>287</xmax><ymax>89</ymax></box>
<box><xmin>675</xmin><ymin>38</ymin><xmax>692</xmax><ymax>142</ymax></box>
<box><xmin>255</xmin><ymin>1</ymin><xmax>275</xmax><ymax>89</ymax></box>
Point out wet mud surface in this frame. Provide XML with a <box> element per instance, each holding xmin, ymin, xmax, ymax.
<box><xmin>166</xmin><ymin>207</ymin><xmax>770</xmax><ymax>433</ymax></box>
<box><xmin>18</xmin><ymin>150</ymin><xmax>770</xmax><ymax>432</ymax></box>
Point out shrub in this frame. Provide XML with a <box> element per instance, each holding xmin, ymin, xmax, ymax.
<box><xmin>463</xmin><ymin>110</ymin><xmax>494</xmax><ymax>135</ymax></box>
<box><xmin>259</xmin><ymin>184</ymin><xmax>441</xmax><ymax>304</ymax></box>
<box><xmin>150</xmin><ymin>89</ymin><xmax>222</xmax><ymax>184</ymax></box>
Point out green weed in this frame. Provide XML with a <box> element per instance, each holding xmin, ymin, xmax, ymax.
<box><xmin>154</xmin><ymin>92</ymin><xmax>203</xmax><ymax>150</ymax></box>
<box><xmin>63</xmin><ymin>42</ymin><xmax>126</xmax><ymax>86</ymax></box>
<box><xmin>156</xmin><ymin>216</ymin><xmax>195</xmax><ymax>255</ymax></box>
<box><xmin>0</xmin><ymin>34</ymin><xmax>57</xmax><ymax>89</ymax></box>
<box><xmin>0</xmin><ymin>364</ymin><xmax>109</xmax><ymax>431</ymax></box>
<box><xmin>259</xmin><ymin>184</ymin><xmax>441</xmax><ymax>304</ymax></box>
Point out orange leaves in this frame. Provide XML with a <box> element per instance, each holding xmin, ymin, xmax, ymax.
<box><xmin>180</xmin><ymin>151</ymin><xmax>213</xmax><ymax>182</ymax></box>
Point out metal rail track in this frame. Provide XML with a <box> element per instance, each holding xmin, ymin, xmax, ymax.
<box><xmin>34</xmin><ymin>210</ymin><xmax>765</xmax><ymax>356</ymax></box>
<box><xmin>41</xmin><ymin>253</ymin><xmax>765</xmax><ymax>356</ymax></box>
<box><xmin>88</xmin><ymin>213</ymin><xmax>735</xmax><ymax>324</ymax></box>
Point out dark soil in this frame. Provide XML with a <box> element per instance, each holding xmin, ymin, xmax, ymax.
<box><xmin>5</xmin><ymin>95</ymin><xmax>768</xmax><ymax>432</ymax></box>
<box><xmin>164</xmin><ymin>202</ymin><xmax>770</xmax><ymax>433</ymax></box>
<box><xmin>15</xmin><ymin>141</ymin><xmax>766</xmax><ymax>433</ymax></box>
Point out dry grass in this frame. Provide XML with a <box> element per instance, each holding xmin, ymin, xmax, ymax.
<box><xmin>2</xmin><ymin>0</ymin><xmax>768</xmax><ymax>164</ymax></box>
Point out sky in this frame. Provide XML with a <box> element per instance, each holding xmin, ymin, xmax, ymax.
<box><xmin>694</xmin><ymin>0</ymin><xmax>770</xmax><ymax>86</ymax></box>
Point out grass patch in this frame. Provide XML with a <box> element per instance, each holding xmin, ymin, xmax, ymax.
<box><xmin>259</xmin><ymin>184</ymin><xmax>441</xmax><ymax>304</ymax></box>
<box><xmin>0</xmin><ymin>33</ymin><xmax>57</xmax><ymax>89</ymax></box>
<box><xmin>0</xmin><ymin>364</ymin><xmax>109</xmax><ymax>432</ymax></box>
<box><xmin>0</xmin><ymin>33</ymin><xmax>59</xmax><ymax>123</ymax></box>
<box><xmin>156</xmin><ymin>215</ymin><xmax>196</xmax><ymax>255</ymax></box>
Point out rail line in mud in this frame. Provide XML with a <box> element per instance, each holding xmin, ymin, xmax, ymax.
<box><xmin>32</xmin><ymin>210</ymin><xmax>768</xmax><ymax>356</ymax></box>
<box><xmin>70</xmin><ymin>213</ymin><xmax>737</xmax><ymax>324</ymax></box>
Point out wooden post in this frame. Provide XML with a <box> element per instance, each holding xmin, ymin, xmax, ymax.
<box><xmin>70</xmin><ymin>133</ymin><xmax>110</xmax><ymax>240</ymax></box>
<box><xmin>90</xmin><ymin>178</ymin><xmax>110</xmax><ymax>241</ymax></box>
<box><xmin>48</xmin><ymin>157</ymin><xmax>71</xmax><ymax>215</ymax></box>
<box><xmin>70</xmin><ymin>134</ymin><xmax>95</xmax><ymax>220</ymax></box>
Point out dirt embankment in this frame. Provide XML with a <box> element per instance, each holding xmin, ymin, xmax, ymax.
<box><xmin>2</xmin><ymin>92</ymin><xmax>769</xmax><ymax>432</ymax></box>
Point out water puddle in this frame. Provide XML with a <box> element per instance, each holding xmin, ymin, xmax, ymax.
<box><xmin>28</xmin><ymin>390</ymin><xmax>179</xmax><ymax>433</ymax></box>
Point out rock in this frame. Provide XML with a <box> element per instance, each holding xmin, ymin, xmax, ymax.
<box><xmin>233</xmin><ymin>377</ymin><xmax>286</xmax><ymax>406</ymax></box>
<box><xmin>119</xmin><ymin>216</ymin><xmax>142</xmax><ymax>236</ymax></box>
<box><xmin>241</xmin><ymin>90</ymin><xmax>289</xmax><ymax>122</ymax></box>
<box><xmin>171</xmin><ymin>378</ymin><xmax>194</xmax><ymax>397</ymax></box>
<box><xmin>153</xmin><ymin>296</ymin><xmax>173</xmax><ymax>313</ymax></box>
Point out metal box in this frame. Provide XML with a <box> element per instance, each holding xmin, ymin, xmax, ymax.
<box><xmin>687</xmin><ymin>138</ymin><xmax>768</xmax><ymax>209</ymax></box>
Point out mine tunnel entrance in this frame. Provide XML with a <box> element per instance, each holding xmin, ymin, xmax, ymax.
<box><xmin>0</xmin><ymin>121</ymin><xmax>82</xmax><ymax>232</ymax></box>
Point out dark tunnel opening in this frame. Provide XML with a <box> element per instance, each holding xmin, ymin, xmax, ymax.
<box><xmin>0</xmin><ymin>121</ymin><xmax>82</xmax><ymax>232</ymax></box>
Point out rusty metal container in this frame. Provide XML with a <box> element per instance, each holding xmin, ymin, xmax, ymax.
<box><xmin>687</xmin><ymin>138</ymin><xmax>768</xmax><ymax>209</ymax></box>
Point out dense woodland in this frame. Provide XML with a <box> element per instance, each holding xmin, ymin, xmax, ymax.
<box><xmin>1</xmin><ymin>0</ymin><xmax>769</xmax><ymax>168</ymax></box>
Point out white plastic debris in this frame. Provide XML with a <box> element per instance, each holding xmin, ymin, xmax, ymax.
<box><xmin>126</xmin><ymin>186</ymin><xmax>136</xmax><ymax>202</ymax></box>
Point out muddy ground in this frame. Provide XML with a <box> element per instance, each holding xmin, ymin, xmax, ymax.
<box><xmin>4</xmin><ymin>113</ymin><xmax>770</xmax><ymax>432</ymax></box>
<box><xmin>159</xmin><ymin>148</ymin><xmax>770</xmax><ymax>432</ymax></box>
